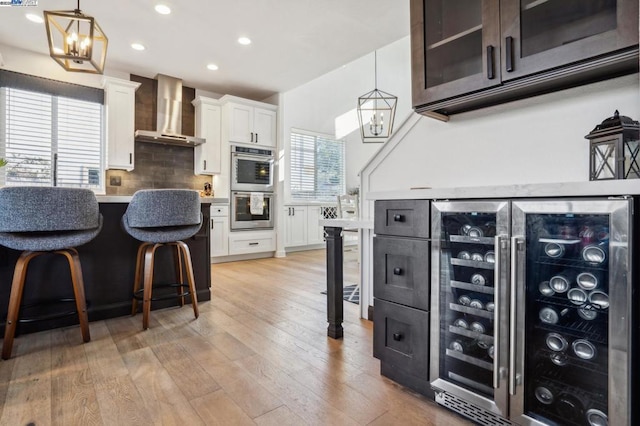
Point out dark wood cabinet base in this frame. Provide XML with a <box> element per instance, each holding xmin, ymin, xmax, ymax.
<box><xmin>0</xmin><ymin>202</ymin><xmax>211</xmax><ymax>336</ymax></box>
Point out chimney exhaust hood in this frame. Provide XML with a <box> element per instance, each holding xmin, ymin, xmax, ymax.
<box><xmin>134</xmin><ymin>74</ymin><xmax>205</xmax><ymax>146</ymax></box>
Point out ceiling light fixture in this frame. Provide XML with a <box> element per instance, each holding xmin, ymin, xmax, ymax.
<box><xmin>44</xmin><ymin>0</ymin><xmax>108</xmax><ymax>74</ymax></box>
<box><xmin>131</xmin><ymin>43</ymin><xmax>145</xmax><ymax>51</ymax></box>
<box><xmin>26</xmin><ymin>13</ymin><xmax>44</xmax><ymax>24</ymax></box>
<box><xmin>238</xmin><ymin>37</ymin><xmax>252</xmax><ymax>45</ymax></box>
<box><xmin>154</xmin><ymin>4</ymin><xmax>171</xmax><ymax>15</ymax></box>
<box><xmin>206</xmin><ymin>63</ymin><xmax>219</xmax><ymax>71</ymax></box>
<box><xmin>357</xmin><ymin>50</ymin><xmax>397</xmax><ymax>143</ymax></box>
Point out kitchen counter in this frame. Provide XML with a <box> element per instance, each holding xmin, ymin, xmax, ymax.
<box><xmin>98</xmin><ymin>195</ymin><xmax>228</xmax><ymax>204</ymax></box>
<box><xmin>0</xmin><ymin>199</ymin><xmax>211</xmax><ymax>335</ymax></box>
<box><xmin>367</xmin><ymin>180</ymin><xmax>640</xmax><ymax>200</ymax></box>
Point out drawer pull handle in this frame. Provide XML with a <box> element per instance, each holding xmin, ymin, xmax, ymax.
<box><xmin>393</xmin><ymin>267</ymin><xmax>403</xmax><ymax>276</ymax></box>
<box><xmin>392</xmin><ymin>333</ymin><xmax>403</xmax><ymax>341</ymax></box>
<box><xmin>393</xmin><ymin>214</ymin><xmax>404</xmax><ymax>222</ymax></box>
<box><xmin>249</xmin><ymin>242</ymin><xmax>259</xmax><ymax>246</ymax></box>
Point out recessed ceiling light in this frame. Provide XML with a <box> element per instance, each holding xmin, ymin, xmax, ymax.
<box><xmin>237</xmin><ymin>37</ymin><xmax>252</xmax><ymax>46</ymax></box>
<box><xmin>206</xmin><ymin>64</ymin><xmax>219</xmax><ymax>71</ymax></box>
<box><xmin>155</xmin><ymin>4</ymin><xmax>171</xmax><ymax>15</ymax></box>
<box><xmin>131</xmin><ymin>43</ymin><xmax>146</xmax><ymax>51</ymax></box>
<box><xmin>26</xmin><ymin>13</ymin><xmax>44</xmax><ymax>24</ymax></box>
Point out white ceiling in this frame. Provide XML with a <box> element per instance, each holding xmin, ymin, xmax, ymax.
<box><xmin>0</xmin><ymin>0</ymin><xmax>410</xmax><ymax>100</ymax></box>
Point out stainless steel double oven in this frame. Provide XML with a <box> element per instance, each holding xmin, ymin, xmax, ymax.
<box><xmin>230</xmin><ymin>145</ymin><xmax>274</xmax><ymax>230</ymax></box>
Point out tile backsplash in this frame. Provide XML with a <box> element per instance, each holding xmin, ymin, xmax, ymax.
<box><xmin>105</xmin><ymin>141</ymin><xmax>211</xmax><ymax>195</ymax></box>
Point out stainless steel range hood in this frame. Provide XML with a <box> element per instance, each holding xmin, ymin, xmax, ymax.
<box><xmin>134</xmin><ymin>74</ymin><xmax>205</xmax><ymax>146</ymax></box>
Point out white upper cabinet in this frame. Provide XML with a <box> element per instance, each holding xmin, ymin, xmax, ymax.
<box><xmin>102</xmin><ymin>77</ymin><xmax>140</xmax><ymax>171</ymax></box>
<box><xmin>193</xmin><ymin>96</ymin><xmax>222</xmax><ymax>175</ymax></box>
<box><xmin>253</xmin><ymin>108</ymin><xmax>277</xmax><ymax>147</ymax></box>
<box><xmin>221</xmin><ymin>96</ymin><xmax>277</xmax><ymax>147</ymax></box>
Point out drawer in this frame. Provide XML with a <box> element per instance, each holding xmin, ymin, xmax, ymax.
<box><xmin>211</xmin><ymin>205</ymin><xmax>229</xmax><ymax>217</ymax></box>
<box><xmin>374</xmin><ymin>236</ymin><xmax>429</xmax><ymax>310</ymax></box>
<box><xmin>374</xmin><ymin>200</ymin><xmax>429</xmax><ymax>238</ymax></box>
<box><xmin>373</xmin><ymin>298</ymin><xmax>429</xmax><ymax>380</ymax></box>
<box><xmin>229</xmin><ymin>231</ymin><xmax>275</xmax><ymax>255</ymax></box>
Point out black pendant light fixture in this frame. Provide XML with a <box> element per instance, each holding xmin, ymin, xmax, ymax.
<box><xmin>357</xmin><ymin>50</ymin><xmax>397</xmax><ymax>143</ymax></box>
<box><xmin>44</xmin><ymin>0</ymin><xmax>108</xmax><ymax>74</ymax></box>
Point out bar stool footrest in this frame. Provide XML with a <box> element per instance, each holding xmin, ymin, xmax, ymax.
<box><xmin>133</xmin><ymin>284</ymin><xmax>192</xmax><ymax>302</ymax></box>
<box><xmin>17</xmin><ymin>298</ymin><xmax>90</xmax><ymax>324</ymax></box>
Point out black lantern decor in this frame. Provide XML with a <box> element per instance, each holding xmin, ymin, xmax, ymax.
<box><xmin>585</xmin><ymin>110</ymin><xmax>640</xmax><ymax>181</ymax></box>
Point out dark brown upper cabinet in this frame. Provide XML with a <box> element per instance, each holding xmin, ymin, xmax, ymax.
<box><xmin>411</xmin><ymin>0</ymin><xmax>639</xmax><ymax>118</ymax></box>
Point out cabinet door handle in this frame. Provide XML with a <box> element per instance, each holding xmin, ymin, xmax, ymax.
<box><xmin>250</xmin><ymin>132</ymin><xmax>254</xmax><ymax>143</ymax></box>
<box><xmin>393</xmin><ymin>267</ymin><xmax>403</xmax><ymax>276</ymax></box>
<box><xmin>255</xmin><ymin>133</ymin><xmax>259</xmax><ymax>143</ymax></box>
<box><xmin>129</xmin><ymin>153</ymin><xmax>133</xmax><ymax>164</ymax></box>
<box><xmin>249</xmin><ymin>242</ymin><xmax>259</xmax><ymax>246</ymax></box>
<box><xmin>393</xmin><ymin>214</ymin><xmax>404</xmax><ymax>222</ymax></box>
<box><xmin>203</xmin><ymin>160</ymin><xmax>207</xmax><ymax>170</ymax></box>
<box><xmin>210</xmin><ymin>218</ymin><xmax>214</xmax><ymax>229</ymax></box>
<box><xmin>392</xmin><ymin>333</ymin><xmax>403</xmax><ymax>341</ymax></box>
<box><xmin>486</xmin><ymin>45</ymin><xmax>495</xmax><ymax>79</ymax></box>
<box><xmin>505</xmin><ymin>36</ymin><xmax>514</xmax><ymax>72</ymax></box>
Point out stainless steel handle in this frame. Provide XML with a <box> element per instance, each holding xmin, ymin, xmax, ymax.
<box><xmin>509</xmin><ymin>236</ymin><xmax>522</xmax><ymax>396</ymax></box>
<box><xmin>493</xmin><ymin>235</ymin><xmax>502</xmax><ymax>389</ymax></box>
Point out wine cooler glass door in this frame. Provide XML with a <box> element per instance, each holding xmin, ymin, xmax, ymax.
<box><xmin>430</xmin><ymin>201</ymin><xmax>510</xmax><ymax>417</ymax></box>
<box><xmin>510</xmin><ymin>199</ymin><xmax>632</xmax><ymax>426</ymax></box>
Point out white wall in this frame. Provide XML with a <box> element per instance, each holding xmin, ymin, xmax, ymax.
<box><xmin>280</xmin><ymin>36</ymin><xmax>413</xmax><ymax>196</ymax></box>
<box><xmin>368</xmin><ymin>74</ymin><xmax>639</xmax><ymax>191</ymax></box>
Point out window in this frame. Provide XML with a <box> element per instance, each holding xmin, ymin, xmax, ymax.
<box><xmin>290</xmin><ymin>129</ymin><xmax>345</xmax><ymax>201</ymax></box>
<box><xmin>0</xmin><ymin>71</ymin><xmax>104</xmax><ymax>190</ymax></box>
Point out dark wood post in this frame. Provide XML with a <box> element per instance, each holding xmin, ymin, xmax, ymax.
<box><xmin>325</xmin><ymin>226</ymin><xmax>343</xmax><ymax>339</ymax></box>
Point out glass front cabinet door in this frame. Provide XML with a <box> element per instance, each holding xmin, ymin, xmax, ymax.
<box><xmin>411</xmin><ymin>0</ymin><xmax>501</xmax><ymax>109</ymax></box>
<box><xmin>510</xmin><ymin>199</ymin><xmax>632</xmax><ymax>426</ymax></box>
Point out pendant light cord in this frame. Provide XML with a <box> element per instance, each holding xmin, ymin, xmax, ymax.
<box><xmin>374</xmin><ymin>51</ymin><xmax>378</xmax><ymax>90</ymax></box>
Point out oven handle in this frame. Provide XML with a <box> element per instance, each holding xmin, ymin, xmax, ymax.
<box><xmin>232</xmin><ymin>152</ymin><xmax>275</xmax><ymax>163</ymax></box>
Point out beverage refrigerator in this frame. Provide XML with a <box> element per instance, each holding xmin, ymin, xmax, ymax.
<box><xmin>430</xmin><ymin>198</ymin><xmax>636</xmax><ymax>426</ymax></box>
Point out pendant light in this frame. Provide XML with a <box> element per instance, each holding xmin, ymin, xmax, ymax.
<box><xmin>44</xmin><ymin>0</ymin><xmax>108</xmax><ymax>74</ymax></box>
<box><xmin>357</xmin><ymin>51</ymin><xmax>397</xmax><ymax>143</ymax></box>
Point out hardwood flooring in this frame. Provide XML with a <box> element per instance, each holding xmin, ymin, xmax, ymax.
<box><xmin>0</xmin><ymin>249</ymin><xmax>471</xmax><ymax>425</ymax></box>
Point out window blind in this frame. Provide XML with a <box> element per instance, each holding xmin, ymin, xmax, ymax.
<box><xmin>1</xmin><ymin>87</ymin><xmax>103</xmax><ymax>189</ymax></box>
<box><xmin>290</xmin><ymin>130</ymin><xmax>345</xmax><ymax>201</ymax></box>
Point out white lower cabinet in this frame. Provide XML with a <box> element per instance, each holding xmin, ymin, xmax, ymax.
<box><xmin>229</xmin><ymin>230</ymin><xmax>276</xmax><ymax>255</ymax></box>
<box><xmin>210</xmin><ymin>205</ymin><xmax>229</xmax><ymax>257</ymax></box>
<box><xmin>284</xmin><ymin>205</ymin><xmax>326</xmax><ymax>248</ymax></box>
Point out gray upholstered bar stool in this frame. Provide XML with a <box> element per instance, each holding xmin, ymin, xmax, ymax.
<box><xmin>0</xmin><ymin>187</ymin><xmax>102</xmax><ymax>359</ymax></box>
<box><xmin>121</xmin><ymin>189</ymin><xmax>202</xmax><ymax>330</ymax></box>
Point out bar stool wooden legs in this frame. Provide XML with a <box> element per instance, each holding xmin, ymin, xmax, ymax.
<box><xmin>131</xmin><ymin>241</ymin><xmax>199</xmax><ymax>330</ymax></box>
<box><xmin>2</xmin><ymin>248</ymin><xmax>90</xmax><ymax>360</ymax></box>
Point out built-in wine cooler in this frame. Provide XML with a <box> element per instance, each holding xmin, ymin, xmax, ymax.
<box><xmin>431</xmin><ymin>199</ymin><xmax>635</xmax><ymax>426</ymax></box>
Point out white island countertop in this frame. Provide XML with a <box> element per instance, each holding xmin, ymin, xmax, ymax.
<box><xmin>367</xmin><ymin>180</ymin><xmax>640</xmax><ymax>201</ymax></box>
<box><xmin>319</xmin><ymin>218</ymin><xmax>373</xmax><ymax>229</ymax></box>
<box><xmin>97</xmin><ymin>195</ymin><xmax>228</xmax><ymax>204</ymax></box>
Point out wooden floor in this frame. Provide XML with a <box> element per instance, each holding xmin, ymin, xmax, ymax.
<box><xmin>0</xmin><ymin>249</ymin><xmax>471</xmax><ymax>425</ymax></box>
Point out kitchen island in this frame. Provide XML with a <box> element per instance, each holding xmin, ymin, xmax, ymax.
<box><xmin>0</xmin><ymin>196</ymin><xmax>218</xmax><ymax>335</ymax></box>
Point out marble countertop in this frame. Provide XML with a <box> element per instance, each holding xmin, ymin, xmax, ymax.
<box><xmin>367</xmin><ymin>180</ymin><xmax>640</xmax><ymax>201</ymax></box>
<box><xmin>97</xmin><ymin>195</ymin><xmax>228</xmax><ymax>204</ymax></box>
<box><xmin>319</xmin><ymin>218</ymin><xmax>374</xmax><ymax>229</ymax></box>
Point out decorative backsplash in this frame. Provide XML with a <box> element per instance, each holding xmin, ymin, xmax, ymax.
<box><xmin>105</xmin><ymin>142</ymin><xmax>211</xmax><ymax>195</ymax></box>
